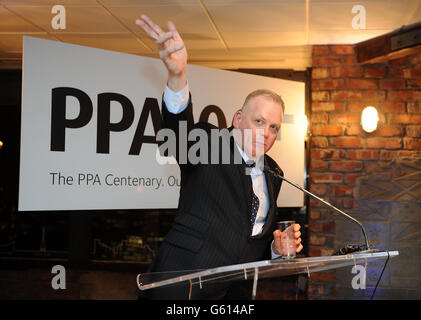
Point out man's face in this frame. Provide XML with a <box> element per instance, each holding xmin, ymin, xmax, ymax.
<box><xmin>233</xmin><ymin>95</ymin><xmax>283</xmax><ymax>158</ymax></box>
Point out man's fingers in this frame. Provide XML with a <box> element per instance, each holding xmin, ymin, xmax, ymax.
<box><xmin>160</xmin><ymin>43</ymin><xmax>186</xmax><ymax>61</ymax></box>
<box><xmin>140</xmin><ymin>14</ymin><xmax>164</xmax><ymax>36</ymax></box>
<box><xmin>295</xmin><ymin>231</ymin><xmax>301</xmax><ymax>239</ymax></box>
<box><xmin>296</xmin><ymin>244</ymin><xmax>303</xmax><ymax>253</ymax></box>
<box><xmin>156</xmin><ymin>32</ymin><xmax>174</xmax><ymax>45</ymax></box>
<box><xmin>167</xmin><ymin>21</ymin><xmax>182</xmax><ymax>41</ymax></box>
<box><xmin>165</xmin><ymin>42</ymin><xmax>185</xmax><ymax>55</ymax></box>
<box><xmin>136</xmin><ymin>19</ymin><xmax>159</xmax><ymax>40</ymax></box>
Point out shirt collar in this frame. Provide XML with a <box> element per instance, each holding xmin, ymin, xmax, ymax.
<box><xmin>234</xmin><ymin>142</ymin><xmax>264</xmax><ymax>175</ymax></box>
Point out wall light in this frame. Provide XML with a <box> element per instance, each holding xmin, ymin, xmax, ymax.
<box><xmin>300</xmin><ymin>114</ymin><xmax>309</xmax><ymax>137</ymax></box>
<box><xmin>361</xmin><ymin>106</ymin><xmax>379</xmax><ymax>133</ymax></box>
<box><xmin>0</xmin><ymin>140</ymin><xmax>3</xmax><ymax>150</ymax></box>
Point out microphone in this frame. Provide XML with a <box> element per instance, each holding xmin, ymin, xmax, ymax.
<box><xmin>264</xmin><ymin>166</ymin><xmax>373</xmax><ymax>254</ymax></box>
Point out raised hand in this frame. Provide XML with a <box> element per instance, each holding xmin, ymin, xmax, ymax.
<box><xmin>136</xmin><ymin>15</ymin><xmax>187</xmax><ymax>91</ymax></box>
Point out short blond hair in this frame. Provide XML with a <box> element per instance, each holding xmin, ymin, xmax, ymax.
<box><xmin>242</xmin><ymin>89</ymin><xmax>285</xmax><ymax>113</ymax></box>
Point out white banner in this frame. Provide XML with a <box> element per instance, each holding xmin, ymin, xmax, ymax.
<box><xmin>19</xmin><ymin>36</ymin><xmax>305</xmax><ymax>211</ymax></box>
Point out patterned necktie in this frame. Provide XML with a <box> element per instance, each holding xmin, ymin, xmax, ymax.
<box><xmin>250</xmin><ymin>191</ymin><xmax>259</xmax><ymax>233</ymax></box>
<box><xmin>246</xmin><ymin>160</ymin><xmax>259</xmax><ymax>233</ymax></box>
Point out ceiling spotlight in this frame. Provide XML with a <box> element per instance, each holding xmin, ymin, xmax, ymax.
<box><xmin>361</xmin><ymin>106</ymin><xmax>379</xmax><ymax>133</ymax></box>
<box><xmin>0</xmin><ymin>140</ymin><xmax>3</xmax><ymax>150</ymax></box>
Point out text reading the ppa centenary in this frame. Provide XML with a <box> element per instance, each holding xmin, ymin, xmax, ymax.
<box><xmin>48</xmin><ymin>172</ymin><xmax>181</xmax><ymax>190</ymax></box>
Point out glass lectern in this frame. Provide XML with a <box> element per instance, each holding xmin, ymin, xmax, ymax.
<box><xmin>137</xmin><ymin>250</ymin><xmax>398</xmax><ymax>299</ymax></box>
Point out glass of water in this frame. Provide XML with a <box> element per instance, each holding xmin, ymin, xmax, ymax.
<box><xmin>277</xmin><ymin>221</ymin><xmax>296</xmax><ymax>259</ymax></box>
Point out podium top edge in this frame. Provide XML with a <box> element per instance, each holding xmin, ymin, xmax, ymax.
<box><xmin>137</xmin><ymin>250</ymin><xmax>398</xmax><ymax>291</ymax></box>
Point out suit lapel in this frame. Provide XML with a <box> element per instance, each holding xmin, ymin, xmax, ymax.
<box><xmin>227</xmin><ymin>126</ymin><xmax>252</xmax><ymax>204</ymax></box>
<box><xmin>261</xmin><ymin>156</ymin><xmax>277</xmax><ymax>235</ymax></box>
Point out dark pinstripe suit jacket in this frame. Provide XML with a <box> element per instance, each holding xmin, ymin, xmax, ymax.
<box><xmin>143</xmin><ymin>96</ymin><xmax>283</xmax><ymax>299</ymax></box>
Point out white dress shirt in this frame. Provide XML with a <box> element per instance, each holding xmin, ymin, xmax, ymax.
<box><xmin>234</xmin><ymin>145</ymin><xmax>269</xmax><ymax>236</ymax></box>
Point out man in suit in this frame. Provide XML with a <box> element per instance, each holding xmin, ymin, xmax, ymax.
<box><xmin>136</xmin><ymin>15</ymin><xmax>303</xmax><ymax>300</ymax></box>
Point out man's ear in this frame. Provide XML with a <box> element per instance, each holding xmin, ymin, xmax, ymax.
<box><xmin>232</xmin><ymin>109</ymin><xmax>242</xmax><ymax>128</ymax></box>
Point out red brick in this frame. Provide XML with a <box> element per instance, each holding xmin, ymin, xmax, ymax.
<box><xmin>388</xmin><ymin>56</ymin><xmax>410</xmax><ymax>67</ymax></box>
<box><xmin>346</xmin><ymin>124</ymin><xmax>364</xmax><ymax>135</ymax></box>
<box><xmin>347</xmin><ymin>78</ymin><xmax>378</xmax><ymax>89</ymax></box>
<box><xmin>347</xmin><ymin>102</ymin><xmax>365</xmax><ymax>112</ymax></box>
<box><xmin>329</xmin><ymin>161</ymin><xmax>362</xmax><ymax>172</ymax></box>
<box><xmin>312</xmin><ymin>102</ymin><xmax>345</xmax><ymax>112</ymax></box>
<box><xmin>312</xmin><ymin>45</ymin><xmax>330</xmax><ymax>56</ymax></box>
<box><xmin>312</xmin><ymin>68</ymin><xmax>329</xmax><ymax>79</ymax></box>
<box><xmin>363</xmin><ymin>66</ymin><xmax>387</xmax><ymax>78</ymax></box>
<box><xmin>311</xmin><ymin>149</ymin><xmax>347</xmax><ymax>160</ymax></box>
<box><xmin>330</xmin><ymin>137</ymin><xmax>363</xmax><ymax>148</ymax></box>
<box><xmin>364</xmin><ymin>161</ymin><xmax>378</xmax><ymax>172</ymax></box>
<box><xmin>309</xmin><ymin>197</ymin><xmax>323</xmax><ymax>208</ymax></box>
<box><xmin>309</xmin><ymin>209</ymin><xmax>322</xmax><ymax>220</ymax></box>
<box><xmin>407</xmin><ymin>102</ymin><xmax>421</xmax><ymax>113</ymax></box>
<box><xmin>388</xmin><ymin>113</ymin><xmax>421</xmax><ymax>124</ymax></box>
<box><xmin>372</xmin><ymin>125</ymin><xmax>403</xmax><ymax>137</ymax></box>
<box><xmin>330</xmin><ymin>113</ymin><xmax>360</xmax><ymax>124</ymax></box>
<box><xmin>311</xmin><ymin>124</ymin><xmax>345</xmax><ymax>136</ymax></box>
<box><xmin>366</xmin><ymin>137</ymin><xmax>402</xmax><ymax>149</ymax></box>
<box><xmin>312</xmin><ymin>79</ymin><xmax>345</xmax><ymax>90</ymax></box>
<box><xmin>321</xmin><ymin>247</ymin><xmax>336</xmax><ymax>256</ymax></box>
<box><xmin>362</xmin><ymin>90</ymin><xmax>386</xmax><ymax>100</ymax></box>
<box><xmin>329</xmin><ymin>198</ymin><xmax>344</xmax><ymax>209</ymax></box>
<box><xmin>322</xmin><ymin>221</ymin><xmax>336</xmax><ymax>233</ymax></box>
<box><xmin>343</xmin><ymin>198</ymin><xmax>354</xmax><ymax>209</ymax></box>
<box><xmin>309</xmin><ymin>247</ymin><xmax>322</xmax><ymax>257</ymax></box>
<box><xmin>399</xmin><ymin>150</ymin><xmax>418</xmax><ymax>157</ymax></box>
<box><xmin>344</xmin><ymin>56</ymin><xmax>357</xmax><ymax>66</ymax></box>
<box><xmin>390</xmin><ymin>69</ymin><xmax>404</xmax><ymax>78</ymax></box>
<box><xmin>312</xmin><ymin>90</ymin><xmax>330</xmax><ymax>101</ymax></box>
<box><xmin>308</xmin><ymin>221</ymin><xmax>323</xmax><ymax>232</ymax></box>
<box><xmin>309</xmin><ymin>183</ymin><xmax>328</xmax><ymax>196</ymax></box>
<box><xmin>407</xmin><ymin>79</ymin><xmax>421</xmax><ymax>89</ymax></box>
<box><xmin>380</xmin><ymin>79</ymin><xmax>405</xmax><ymax>89</ymax></box>
<box><xmin>379</xmin><ymin>150</ymin><xmax>395</xmax><ymax>160</ymax></box>
<box><xmin>309</xmin><ymin>234</ymin><xmax>327</xmax><ymax>245</ymax></box>
<box><xmin>402</xmin><ymin>67</ymin><xmax>421</xmax><ymax>78</ymax></box>
<box><xmin>330</xmin><ymin>185</ymin><xmax>354</xmax><ymax>196</ymax></box>
<box><xmin>331</xmin><ymin>45</ymin><xmax>354</xmax><ymax>55</ymax></box>
<box><xmin>331</xmin><ymin>90</ymin><xmax>363</xmax><ymax>101</ymax></box>
<box><xmin>311</xmin><ymin>112</ymin><xmax>328</xmax><ymax>123</ymax></box>
<box><xmin>403</xmin><ymin>138</ymin><xmax>421</xmax><ymax>149</ymax></box>
<box><xmin>409</xmin><ymin>55</ymin><xmax>421</xmax><ymax>66</ymax></box>
<box><xmin>310</xmin><ymin>160</ymin><xmax>329</xmax><ymax>171</ymax></box>
<box><xmin>347</xmin><ymin>150</ymin><xmax>379</xmax><ymax>160</ymax></box>
<box><xmin>330</xmin><ymin>67</ymin><xmax>363</xmax><ymax>78</ymax></box>
<box><xmin>311</xmin><ymin>172</ymin><xmax>343</xmax><ymax>183</ymax></box>
<box><xmin>383</xmin><ymin>101</ymin><xmax>405</xmax><ymax>113</ymax></box>
<box><xmin>312</xmin><ymin>57</ymin><xmax>342</xmax><ymax>67</ymax></box>
<box><xmin>311</xmin><ymin>137</ymin><xmax>329</xmax><ymax>148</ymax></box>
<box><xmin>388</xmin><ymin>90</ymin><xmax>421</xmax><ymax>101</ymax></box>
<box><xmin>406</xmin><ymin>126</ymin><xmax>421</xmax><ymax>137</ymax></box>
<box><xmin>309</xmin><ymin>210</ymin><xmax>321</xmax><ymax>220</ymax></box>
<box><xmin>344</xmin><ymin>173</ymin><xmax>362</xmax><ymax>183</ymax></box>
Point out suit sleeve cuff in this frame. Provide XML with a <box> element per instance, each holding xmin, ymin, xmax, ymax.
<box><xmin>271</xmin><ymin>240</ymin><xmax>282</xmax><ymax>259</ymax></box>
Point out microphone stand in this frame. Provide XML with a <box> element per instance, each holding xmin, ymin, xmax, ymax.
<box><xmin>265</xmin><ymin>166</ymin><xmax>373</xmax><ymax>254</ymax></box>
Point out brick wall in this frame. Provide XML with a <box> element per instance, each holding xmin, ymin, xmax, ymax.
<box><xmin>308</xmin><ymin>45</ymin><xmax>421</xmax><ymax>299</ymax></box>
